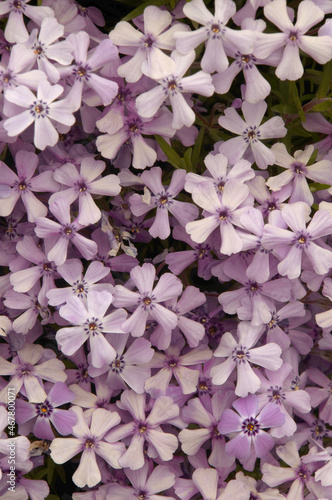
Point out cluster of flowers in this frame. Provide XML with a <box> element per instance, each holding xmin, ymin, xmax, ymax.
<box><xmin>0</xmin><ymin>0</ymin><xmax>332</xmax><ymax>498</ymax></box>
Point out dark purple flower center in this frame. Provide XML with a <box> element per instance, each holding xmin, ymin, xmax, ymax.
<box><xmin>85</xmin><ymin>438</ymin><xmax>95</xmax><ymax>448</ymax></box>
<box><xmin>72</xmin><ymin>280</ymin><xmax>87</xmax><ymax>298</ymax></box>
<box><xmin>207</xmin><ymin>20</ymin><xmax>225</xmax><ymax>39</ymax></box>
<box><xmin>232</xmin><ymin>345</ymin><xmax>250</xmax><ymax>363</ymax></box>
<box><xmin>142</xmin><ymin>34</ymin><xmax>155</xmax><ymax>49</ymax></box>
<box><xmin>311</xmin><ymin>419</ymin><xmax>327</xmax><ymax>440</ymax></box>
<box><xmin>296</xmin><ymin>464</ymin><xmax>309</xmax><ymax>482</ymax></box>
<box><xmin>243</xmin><ymin>125</ymin><xmax>261</xmax><ymax>143</ymax></box>
<box><xmin>268</xmin><ymin>385</ymin><xmax>286</xmax><ymax>404</ymax></box>
<box><xmin>30</xmin><ymin>100</ymin><xmax>49</xmax><ymax>119</ymax></box>
<box><xmin>74</xmin><ymin>63</ymin><xmax>91</xmax><ymax>81</ymax></box>
<box><xmin>111</xmin><ymin>355</ymin><xmax>125</xmax><ymax>374</ymax></box>
<box><xmin>35</xmin><ymin>400</ymin><xmax>53</xmax><ymax>418</ymax></box>
<box><xmin>84</xmin><ymin>317</ymin><xmax>103</xmax><ymax>336</ymax></box>
<box><xmin>242</xmin><ymin>416</ymin><xmax>260</xmax><ymax>436</ymax></box>
<box><xmin>291</xmin><ymin>161</ymin><xmax>307</xmax><ymax>175</ymax></box>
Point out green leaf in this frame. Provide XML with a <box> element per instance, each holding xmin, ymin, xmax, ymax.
<box><xmin>47</xmin><ymin>455</ymin><xmax>55</xmax><ymax>484</ymax></box>
<box><xmin>32</xmin><ymin>468</ymin><xmax>48</xmax><ymax>480</ymax></box>
<box><xmin>317</xmin><ymin>60</ymin><xmax>332</xmax><ymax>99</ymax></box>
<box><xmin>309</xmin><ymin>182</ymin><xmax>331</xmax><ymax>192</ymax></box>
<box><xmin>288</xmin><ymin>81</ymin><xmax>305</xmax><ymax>122</ymax></box>
<box><xmin>311</xmin><ymin>100</ymin><xmax>332</xmax><ymax>112</ymax></box>
<box><xmin>271</xmin><ymin>104</ymin><xmax>298</xmax><ymax>114</ymax></box>
<box><xmin>181</xmin><ymin>147</ymin><xmax>193</xmax><ymax>172</ymax></box>
<box><xmin>192</xmin><ymin>127</ymin><xmax>205</xmax><ymax>170</ymax></box>
<box><xmin>155</xmin><ymin>135</ymin><xmax>182</xmax><ymax>168</ymax></box>
<box><xmin>122</xmin><ymin>0</ymin><xmax>169</xmax><ymax>21</ymax></box>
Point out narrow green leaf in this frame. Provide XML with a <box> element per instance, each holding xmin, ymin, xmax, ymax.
<box><xmin>309</xmin><ymin>182</ymin><xmax>331</xmax><ymax>192</ymax></box>
<box><xmin>317</xmin><ymin>60</ymin><xmax>332</xmax><ymax>99</ymax></box>
<box><xmin>33</xmin><ymin>468</ymin><xmax>48</xmax><ymax>480</ymax></box>
<box><xmin>289</xmin><ymin>81</ymin><xmax>305</xmax><ymax>122</ymax></box>
<box><xmin>311</xmin><ymin>100</ymin><xmax>332</xmax><ymax>113</ymax></box>
<box><xmin>182</xmin><ymin>148</ymin><xmax>193</xmax><ymax>172</ymax></box>
<box><xmin>122</xmin><ymin>0</ymin><xmax>169</xmax><ymax>21</ymax></box>
<box><xmin>192</xmin><ymin>127</ymin><xmax>205</xmax><ymax>170</ymax></box>
<box><xmin>47</xmin><ymin>455</ymin><xmax>55</xmax><ymax>484</ymax></box>
<box><xmin>155</xmin><ymin>135</ymin><xmax>182</xmax><ymax>168</ymax></box>
<box><xmin>271</xmin><ymin>104</ymin><xmax>298</xmax><ymax>114</ymax></box>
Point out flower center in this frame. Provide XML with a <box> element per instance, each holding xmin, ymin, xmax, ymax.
<box><xmin>232</xmin><ymin>345</ymin><xmax>250</xmax><ymax>363</ymax></box>
<box><xmin>242</xmin><ymin>417</ymin><xmax>260</xmax><ymax>436</ymax></box>
<box><xmin>85</xmin><ymin>439</ymin><xmax>94</xmax><ymax>448</ymax></box>
<box><xmin>291</xmin><ymin>161</ymin><xmax>307</xmax><ymax>175</ymax></box>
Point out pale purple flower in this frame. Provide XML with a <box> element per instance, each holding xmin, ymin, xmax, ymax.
<box><xmin>210</xmin><ymin>321</ymin><xmax>283</xmax><ymax>397</ymax></box>
<box><xmin>218</xmin><ymin>471</ymin><xmax>285</xmax><ymax>500</ymax></box>
<box><xmin>185</xmin><ymin>179</ymin><xmax>250</xmax><ymax>255</ymax></box>
<box><xmin>50</xmin><ymin>156</ymin><xmax>121</xmax><ymax>225</ymax></box>
<box><xmin>135</xmin><ymin>50</ymin><xmax>214</xmax><ymax>129</ymax></box>
<box><xmin>113</xmin><ymin>262</ymin><xmax>182</xmax><ymax>337</ymax></box>
<box><xmin>110</xmin><ymin>6</ymin><xmax>189</xmax><ymax>82</ymax></box>
<box><xmin>0</xmin><ymin>149</ymin><xmax>59</xmax><ymax>222</ymax></box>
<box><xmin>56</xmin><ymin>290</ymin><xmax>127</xmax><ymax>368</ymax></box>
<box><xmin>3</xmin><ymin>80</ymin><xmax>76</xmax><ymax>150</ymax></box>
<box><xmin>174</xmin><ymin>0</ymin><xmax>255</xmax><ymax>73</ymax></box>
<box><xmin>68</xmin><ymin>373</ymin><xmax>114</xmax><ymax>419</ymax></box>
<box><xmin>302</xmin><ymin>113</ymin><xmax>332</xmax><ymax>155</ymax></box>
<box><xmin>0</xmin><ymin>0</ymin><xmax>54</xmax><ymax>43</ymax></box>
<box><xmin>303</xmin><ymin>446</ymin><xmax>332</xmax><ymax>487</ymax></box>
<box><xmin>130</xmin><ymin>167</ymin><xmax>199</xmax><ymax>240</ymax></box>
<box><xmin>254</xmin><ymin>0</ymin><xmax>332</xmax><ymax>80</ymax></box>
<box><xmin>306</xmin><ymin>368</ymin><xmax>332</xmax><ymax>425</ymax></box>
<box><xmin>267</xmin><ymin>143</ymin><xmax>332</xmax><ymax>206</ymax></box>
<box><xmin>105</xmin><ymin>390</ymin><xmax>179</xmax><ymax>470</ymax></box>
<box><xmin>218</xmin><ymin>394</ymin><xmax>285</xmax><ymax>461</ymax></box>
<box><xmin>15</xmin><ymin>381</ymin><xmax>77</xmax><ymax>440</ymax></box>
<box><xmin>262</xmin><ymin>202</ymin><xmax>332</xmax><ymax>279</ymax></box>
<box><xmin>34</xmin><ymin>197</ymin><xmax>98</xmax><ymax>266</ymax></box>
<box><xmin>50</xmin><ymin>406</ymin><xmax>125</xmax><ymax>488</ymax></box>
<box><xmin>26</xmin><ymin>17</ymin><xmax>74</xmax><ymax>83</ymax></box>
<box><xmin>46</xmin><ymin>258</ymin><xmax>112</xmax><ymax>307</ymax></box>
<box><xmin>218</xmin><ymin>100</ymin><xmax>287</xmax><ymax>169</ymax></box>
<box><xmin>0</xmin><ymin>342</ymin><xmax>66</xmax><ymax>403</ymax></box>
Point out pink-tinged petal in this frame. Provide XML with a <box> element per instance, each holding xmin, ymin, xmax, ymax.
<box><xmin>309</xmin><ymin>210</ymin><xmax>332</xmax><ymax>239</ymax></box>
<box><xmin>219</xmin><ymin>107</ymin><xmax>247</xmax><ymax>135</ymax></box>
<box><xmin>121</xmin><ymin>390</ymin><xmax>146</xmax><ymax>420</ymax></box>
<box><xmin>215</xmin><ymin>332</ymin><xmax>238</xmax><ymax>357</ymax></box>
<box><xmin>220</xmin><ymin>222</ymin><xmax>243</xmax><ymax>255</ymax></box>
<box><xmin>213</xmin><ymin>62</ymin><xmax>241</xmax><ymax>94</ymax></box>
<box><xmin>259</xmin><ymin>116</ymin><xmax>287</xmax><ymax>139</ymax></box>
<box><xmin>178</xmin><ymin>316</ymin><xmax>205</xmax><ymax>347</ymax></box>
<box><xmin>305</xmin><ymin>242</ymin><xmax>332</xmax><ymax>275</ymax></box>
<box><xmin>183</xmin><ymin>0</ymin><xmax>213</xmax><ymax>24</ymax></box>
<box><xmin>278</xmin><ymin>245</ymin><xmax>303</xmax><ymax>279</ymax></box>
<box><xmin>264</xmin><ymin>0</ymin><xmax>293</xmax><ymax>31</ymax></box>
<box><xmin>10</xmin><ymin>267</ymin><xmax>42</xmax><ymax>293</ymax></box>
<box><xmin>236</xmin><ymin>361</ymin><xmax>261</xmax><ymax>397</ymax></box>
<box><xmin>233</xmin><ymin>394</ymin><xmax>258</xmax><ymax>418</ymax></box>
<box><xmin>251</xmin><ymin>140</ymin><xmax>276</xmax><ymax>169</ymax></box>
<box><xmin>96</xmin><ymin>129</ymin><xmax>128</xmax><ymax>159</ymax></box>
<box><xmin>249</xmin><ymin>343</ymin><xmax>283</xmax><ymax>370</ymax></box>
<box><xmin>153</xmin><ymin>273</ymin><xmax>182</xmax><ymax>302</ymax></box>
<box><xmin>50</xmin><ymin>437</ymin><xmax>82</xmax><ymax>463</ymax></box>
<box><xmin>56</xmin><ymin>327</ymin><xmax>86</xmax><ymax>356</ymax></box>
<box><xmin>89</xmin><ymin>174</ymin><xmax>121</xmax><ymax>196</ymax></box>
<box><xmin>299</xmin><ymin>34</ymin><xmax>332</xmax><ymax>64</ymax></box>
<box><xmin>266</xmin><ymin>169</ymin><xmax>294</xmax><ymax>191</ymax></box>
<box><xmin>253</xmin><ymin>431</ymin><xmax>275</xmax><ymax>458</ymax></box>
<box><xmin>0</xmin><ymin>191</ymin><xmax>20</xmax><ymax>216</ymax></box>
<box><xmin>48</xmin><ymin>382</ymin><xmax>74</xmax><ymax>407</ymax></box>
<box><xmin>73</xmin><ymin>449</ymin><xmax>101</xmax><ymax>488</ymax></box>
<box><xmin>202</xmin><ymin>36</ymin><xmax>228</xmax><ymax>73</ymax></box>
<box><xmin>89</xmin><ymin>333</ymin><xmax>116</xmax><ymax>368</ymax></box>
<box><xmin>165</xmin><ymin>250</ymin><xmax>196</xmax><ymax>275</ymax></box>
<box><xmin>34</xmin><ymin>217</ymin><xmax>61</xmax><ymax>239</ymax></box>
<box><xmin>87</xmin><ymin>290</ymin><xmax>113</xmax><ymax>319</ymax></box>
<box><xmin>284</xmin><ymin>389</ymin><xmax>311</xmax><ymax>413</ymax></box>
<box><xmin>282</xmin><ymin>202</ymin><xmax>308</xmax><ymax>232</ymax></box>
<box><xmin>24</xmin><ymin>376</ymin><xmax>47</xmax><ymax>402</ymax></box>
<box><xmin>276</xmin><ymin>441</ymin><xmax>301</xmax><ymax>468</ymax></box>
<box><xmin>225</xmin><ymin>432</ymin><xmax>251</xmax><ymax>460</ymax></box>
<box><xmin>122</xmin><ymin>364</ymin><xmax>151</xmax><ymax>394</ymax></box>
<box><xmin>22</xmin><ymin>190</ymin><xmax>48</xmax><ymax>222</ymax></box>
<box><xmin>210</xmin><ymin>357</ymin><xmax>236</xmax><ymax>386</ymax></box>
<box><xmin>71</xmin><ymin>232</ymin><xmax>98</xmax><ymax>260</ymax></box>
<box><xmin>142</xmin><ymin>47</ymin><xmax>175</xmax><ymax>80</ymax></box>
<box><xmin>90</xmin><ymin>408</ymin><xmax>121</xmax><ymax>438</ymax></box>
<box><xmin>118</xmin><ymin>433</ymin><xmax>145</xmax><ymax>469</ymax></box>
<box><xmin>260</xmin><ymin>278</ymin><xmax>291</xmax><ymax>302</ymax></box>
<box><xmin>3</xmin><ymin>110</ymin><xmax>35</xmax><ymax>137</ymax></box>
<box><xmin>244</xmin><ymin>65</ymin><xmax>271</xmax><ymax>103</ymax></box>
<box><xmin>261</xmin><ymin>224</ymin><xmax>293</xmax><ymax>248</ymax></box>
<box><xmin>219</xmin><ymin>136</ymin><xmax>249</xmax><ymax>164</ymax></box>
<box><xmin>102</xmin><ymin>309</ymin><xmax>127</xmax><ymax>333</ymax></box>
<box><xmin>262</xmin><ymin>463</ymin><xmax>297</xmax><ymax>487</ymax></box>
<box><xmin>34</xmin><ymin>116</ymin><xmax>58</xmax><ymax>150</ymax></box>
<box><xmin>179</xmin><ymin>428</ymin><xmax>211</xmax><ymax>455</ymax></box>
<box><xmin>186</xmin><ymin>217</ymin><xmax>219</xmax><ymax>244</ymax></box>
<box><xmin>136</xmin><ymin>86</ymin><xmax>166</xmax><ymax>118</ymax></box>
<box><xmin>146</xmin><ymin>464</ymin><xmax>176</xmax><ymax>494</ymax></box>
<box><xmin>109</xmin><ymin>21</ymin><xmax>143</xmax><ymax>46</ymax></box>
<box><xmin>150</xmin><ymin>303</ymin><xmax>178</xmax><ymax>332</ymax></box>
<box><xmin>192</xmin><ymin>469</ymin><xmax>218</xmax><ymax>500</ymax></box>
<box><xmin>218</xmin><ymin>409</ymin><xmax>242</xmax><ymax>434</ymax></box>
<box><xmin>113</xmin><ymin>286</ymin><xmax>140</xmax><ymax>308</ymax></box>
<box><xmin>54</xmin><ymin>162</ymin><xmax>79</xmax><ymax>186</ymax></box>
<box><xmin>85</xmin><ymin>261</ymin><xmax>110</xmax><ymax>285</ymax></box>
<box><xmin>122</xmin><ymin>306</ymin><xmax>149</xmax><ymax>337</ymax></box>
<box><xmin>296</xmin><ymin>0</ymin><xmax>324</xmax><ymax>32</ymax></box>
<box><xmin>143</xmin><ymin>5</ymin><xmax>172</xmax><ymax>35</ymax></box>
<box><xmin>52</xmin><ymin>409</ymin><xmax>78</xmax><ymax>436</ymax></box>
<box><xmin>59</xmin><ymin>295</ymin><xmax>88</xmax><ymax>324</ymax></box>
<box><xmin>33</xmin><ymin>417</ymin><xmax>55</xmax><ymax>440</ymax></box>
<box><xmin>96</xmin><ymin>441</ymin><xmax>125</xmax><ymax>469</ymax></box>
<box><xmin>191</xmin><ymin>181</ymin><xmax>221</xmax><ymax>213</ymax></box>
<box><xmin>175</xmin><ymin>365</ymin><xmax>199</xmax><ymax>394</ymax></box>
<box><xmin>131</xmin><ymin>262</ymin><xmax>155</xmax><ymax>294</ymax></box>
<box><xmin>242</xmin><ymin>100</ymin><xmax>267</xmax><ymax>128</ymax></box>
<box><xmin>175</xmin><ymin>27</ymin><xmax>208</xmax><ymax>54</ymax></box>
<box><xmin>132</xmin><ymin>134</ymin><xmax>157</xmax><ymax>170</ymax></box>
<box><xmin>117</xmin><ymin>50</ymin><xmax>147</xmax><ymax>83</ymax></box>
<box><xmin>146</xmin><ymin>428</ymin><xmax>178</xmax><ymax>461</ymax></box>
<box><xmin>30</xmin><ymin>170</ymin><xmax>59</xmax><ymax>192</ymax></box>
<box><xmin>276</xmin><ymin>44</ymin><xmax>303</xmax><ymax>81</ymax></box>
<box><xmin>149</xmin><ymin>207</ymin><xmax>170</xmax><ymax>240</ymax></box>
<box><xmin>258</xmin><ymin>402</ymin><xmax>285</xmax><ymax>428</ymax></box>
<box><xmin>86</xmin><ymin>73</ymin><xmax>118</xmax><ymax>106</ymax></box>
<box><xmin>147</xmin><ymin>396</ymin><xmax>179</xmax><ymax>426</ymax></box>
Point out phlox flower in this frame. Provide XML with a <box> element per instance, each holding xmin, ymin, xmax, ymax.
<box><xmin>210</xmin><ymin>322</ymin><xmax>283</xmax><ymax>397</ymax></box>
<box><xmin>218</xmin><ymin>394</ymin><xmax>285</xmax><ymax>461</ymax></box>
<box><xmin>50</xmin><ymin>156</ymin><xmax>121</xmax><ymax>225</ymax></box>
<box><xmin>26</xmin><ymin>17</ymin><xmax>74</xmax><ymax>84</ymax></box>
<box><xmin>46</xmin><ymin>258</ymin><xmax>112</xmax><ymax>307</ymax></box>
<box><xmin>105</xmin><ymin>390</ymin><xmax>179</xmax><ymax>470</ymax></box>
<box><xmin>135</xmin><ymin>50</ymin><xmax>214</xmax><ymax>129</ymax></box>
<box><xmin>0</xmin><ymin>0</ymin><xmax>54</xmax><ymax>43</ymax></box>
<box><xmin>267</xmin><ymin>143</ymin><xmax>332</xmax><ymax>206</ymax></box>
<box><xmin>96</xmin><ymin>109</ymin><xmax>175</xmax><ymax>170</ymax></box>
<box><xmin>34</xmin><ymin>197</ymin><xmax>98</xmax><ymax>266</ymax></box>
<box><xmin>0</xmin><ymin>343</ymin><xmax>66</xmax><ymax>403</ymax></box>
<box><xmin>306</xmin><ymin>368</ymin><xmax>332</xmax><ymax>425</ymax></box>
<box><xmin>174</xmin><ymin>0</ymin><xmax>255</xmax><ymax>73</ymax></box>
<box><xmin>0</xmin><ymin>149</ymin><xmax>59</xmax><ymax>222</ymax></box>
<box><xmin>179</xmin><ymin>390</ymin><xmax>236</xmax><ymax>469</ymax></box>
<box><xmin>185</xmin><ymin>179</ymin><xmax>250</xmax><ymax>256</ymax></box>
<box><xmin>302</xmin><ymin>446</ymin><xmax>332</xmax><ymax>487</ymax></box>
<box><xmin>255</xmin><ymin>363</ymin><xmax>311</xmax><ymax>438</ymax></box>
<box><xmin>302</xmin><ymin>113</ymin><xmax>332</xmax><ymax>155</ymax></box>
<box><xmin>110</xmin><ymin>5</ymin><xmax>189</xmax><ymax>82</ymax></box>
<box><xmin>15</xmin><ymin>381</ymin><xmax>77</xmax><ymax>440</ymax></box>
<box><xmin>218</xmin><ymin>471</ymin><xmax>285</xmax><ymax>500</ymax></box>
<box><xmin>113</xmin><ymin>262</ymin><xmax>182</xmax><ymax>337</ymax></box>
<box><xmin>88</xmin><ymin>335</ymin><xmax>154</xmax><ymax>394</ymax></box>
<box><xmin>218</xmin><ymin>100</ymin><xmax>287</xmax><ymax>169</ymax></box>
<box><xmin>262</xmin><ymin>441</ymin><xmax>332</xmax><ymax>500</ymax></box>
<box><xmin>130</xmin><ymin>167</ymin><xmax>199</xmax><ymax>240</ymax></box>
<box><xmin>56</xmin><ymin>290</ymin><xmax>127</xmax><ymax>368</ymax></box>
<box><xmin>254</xmin><ymin>0</ymin><xmax>332</xmax><ymax>80</ymax></box>
<box><xmin>261</xmin><ymin>202</ymin><xmax>332</xmax><ymax>279</ymax></box>
<box><xmin>69</xmin><ymin>373</ymin><xmax>114</xmax><ymax>419</ymax></box>
<box><xmin>145</xmin><ymin>341</ymin><xmax>212</xmax><ymax>397</ymax></box>
<box><xmin>50</xmin><ymin>406</ymin><xmax>125</xmax><ymax>488</ymax></box>
<box><xmin>3</xmin><ymin>80</ymin><xmax>76</xmax><ymax>150</ymax></box>
<box><xmin>0</xmin><ymin>456</ymin><xmax>50</xmax><ymax>499</ymax></box>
